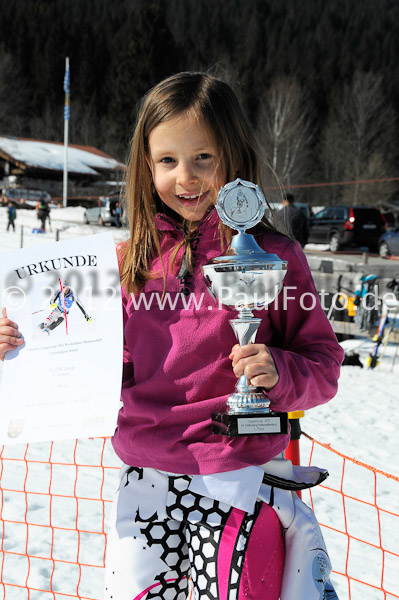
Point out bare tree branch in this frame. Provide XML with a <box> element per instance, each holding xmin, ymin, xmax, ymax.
<box><xmin>259</xmin><ymin>77</ymin><xmax>315</xmax><ymax>186</ymax></box>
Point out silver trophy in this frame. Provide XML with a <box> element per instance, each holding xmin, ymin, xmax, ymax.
<box><xmin>202</xmin><ymin>179</ymin><xmax>288</xmax><ymax>436</ymax></box>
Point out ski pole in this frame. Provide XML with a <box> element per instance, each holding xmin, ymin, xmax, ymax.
<box><xmin>392</xmin><ymin>337</ymin><xmax>399</xmax><ymax>371</ymax></box>
<box><xmin>391</xmin><ymin>310</ymin><xmax>399</xmax><ymax>371</ymax></box>
<box><xmin>59</xmin><ymin>278</ymin><xmax>68</xmax><ymax>335</ymax></box>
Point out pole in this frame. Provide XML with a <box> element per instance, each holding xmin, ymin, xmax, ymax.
<box><xmin>63</xmin><ymin>57</ymin><xmax>70</xmax><ymax>208</ymax></box>
<box><xmin>285</xmin><ymin>410</ymin><xmax>305</xmax><ymax>498</ymax></box>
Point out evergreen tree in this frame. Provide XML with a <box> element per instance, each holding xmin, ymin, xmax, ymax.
<box><xmin>107</xmin><ymin>1</ymin><xmax>182</xmax><ymax>158</ymax></box>
<box><xmin>0</xmin><ymin>50</ymin><xmax>30</xmax><ymax>136</ymax></box>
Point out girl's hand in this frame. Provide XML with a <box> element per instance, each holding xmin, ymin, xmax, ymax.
<box><xmin>0</xmin><ymin>307</ymin><xmax>23</xmax><ymax>361</ymax></box>
<box><xmin>229</xmin><ymin>343</ymin><xmax>279</xmax><ymax>390</ymax></box>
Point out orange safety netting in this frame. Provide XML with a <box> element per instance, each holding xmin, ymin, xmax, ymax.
<box><xmin>0</xmin><ymin>437</ymin><xmax>120</xmax><ymax>599</ymax></box>
<box><xmin>301</xmin><ymin>432</ymin><xmax>399</xmax><ymax>600</ymax></box>
<box><xmin>0</xmin><ymin>435</ymin><xmax>398</xmax><ymax>599</ymax></box>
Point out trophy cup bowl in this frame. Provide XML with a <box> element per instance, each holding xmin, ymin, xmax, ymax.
<box><xmin>201</xmin><ymin>179</ymin><xmax>289</xmax><ymax>436</ymax></box>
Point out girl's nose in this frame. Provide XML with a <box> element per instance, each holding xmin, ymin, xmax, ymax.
<box><xmin>176</xmin><ymin>161</ymin><xmax>198</xmax><ymax>185</ymax></box>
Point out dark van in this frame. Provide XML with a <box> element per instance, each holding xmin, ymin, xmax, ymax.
<box><xmin>308</xmin><ymin>206</ymin><xmax>385</xmax><ymax>252</ymax></box>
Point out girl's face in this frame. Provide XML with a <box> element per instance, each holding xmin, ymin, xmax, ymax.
<box><xmin>147</xmin><ymin>112</ymin><xmax>226</xmax><ymax>224</ymax></box>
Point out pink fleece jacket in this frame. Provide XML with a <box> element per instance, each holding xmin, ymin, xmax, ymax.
<box><xmin>111</xmin><ymin>208</ymin><xmax>344</xmax><ymax>474</ymax></box>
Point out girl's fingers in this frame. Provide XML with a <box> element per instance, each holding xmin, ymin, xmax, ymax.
<box><xmin>0</xmin><ymin>333</ymin><xmax>23</xmax><ymax>344</ymax></box>
<box><xmin>228</xmin><ymin>343</ymin><xmax>240</xmax><ymax>359</ymax></box>
<box><xmin>230</xmin><ymin>343</ymin><xmax>266</xmax><ymax>365</ymax></box>
<box><xmin>0</xmin><ymin>316</ymin><xmax>20</xmax><ymax>330</ymax></box>
<box><xmin>0</xmin><ymin>337</ymin><xmax>24</xmax><ymax>361</ymax></box>
<box><xmin>232</xmin><ymin>347</ymin><xmax>272</xmax><ymax>371</ymax></box>
<box><xmin>0</xmin><ymin>313</ymin><xmax>23</xmax><ymax>361</ymax></box>
<box><xmin>232</xmin><ymin>357</ymin><xmax>275</xmax><ymax>378</ymax></box>
<box><xmin>235</xmin><ymin>361</ymin><xmax>279</xmax><ymax>389</ymax></box>
<box><xmin>0</xmin><ymin>324</ymin><xmax>21</xmax><ymax>338</ymax></box>
<box><xmin>230</xmin><ymin>343</ymin><xmax>279</xmax><ymax>388</ymax></box>
<box><xmin>249</xmin><ymin>372</ymin><xmax>279</xmax><ymax>390</ymax></box>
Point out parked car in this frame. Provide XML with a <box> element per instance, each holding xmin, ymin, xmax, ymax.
<box><xmin>378</xmin><ymin>228</ymin><xmax>399</xmax><ymax>258</ymax></box>
<box><xmin>1</xmin><ymin>187</ymin><xmax>51</xmax><ymax>208</ymax></box>
<box><xmin>307</xmin><ymin>206</ymin><xmax>385</xmax><ymax>252</ymax></box>
<box><xmin>83</xmin><ymin>192</ymin><xmax>123</xmax><ymax>226</ymax></box>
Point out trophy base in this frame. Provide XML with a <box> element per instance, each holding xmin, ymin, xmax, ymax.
<box><xmin>211</xmin><ymin>411</ymin><xmax>289</xmax><ymax>437</ymax></box>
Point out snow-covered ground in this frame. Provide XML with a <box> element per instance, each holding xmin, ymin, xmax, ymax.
<box><xmin>0</xmin><ymin>206</ymin><xmax>398</xmax><ymax>600</ymax></box>
<box><xmin>0</xmin><ymin>205</ymin><xmax>129</xmax><ymax>254</ymax></box>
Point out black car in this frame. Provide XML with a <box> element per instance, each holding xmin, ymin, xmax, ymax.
<box><xmin>308</xmin><ymin>206</ymin><xmax>385</xmax><ymax>252</ymax></box>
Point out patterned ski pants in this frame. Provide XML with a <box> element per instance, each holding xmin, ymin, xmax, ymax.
<box><xmin>104</xmin><ymin>465</ymin><xmax>284</xmax><ymax>600</ymax></box>
<box><xmin>43</xmin><ymin>306</ymin><xmax>64</xmax><ymax>329</ymax></box>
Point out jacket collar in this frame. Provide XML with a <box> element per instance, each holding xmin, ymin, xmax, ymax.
<box><xmin>154</xmin><ymin>207</ymin><xmax>220</xmax><ymax>236</ymax></box>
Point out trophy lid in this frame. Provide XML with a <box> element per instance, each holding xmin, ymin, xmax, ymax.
<box><xmin>212</xmin><ymin>178</ymin><xmax>287</xmax><ymax>270</ymax></box>
<box><xmin>216</xmin><ymin>178</ymin><xmax>266</xmax><ymax>233</ymax></box>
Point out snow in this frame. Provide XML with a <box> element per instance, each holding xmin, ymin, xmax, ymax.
<box><xmin>0</xmin><ymin>206</ymin><xmax>129</xmax><ymax>254</ymax></box>
<box><xmin>0</xmin><ymin>137</ymin><xmax>125</xmax><ymax>175</ymax></box>
<box><xmin>0</xmin><ymin>205</ymin><xmax>398</xmax><ymax>600</ymax></box>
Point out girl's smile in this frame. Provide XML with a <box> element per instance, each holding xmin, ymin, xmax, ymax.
<box><xmin>147</xmin><ymin>113</ymin><xmax>226</xmax><ymax>223</ymax></box>
<box><xmin>175</xmin><ymin>191</ymin><xmax>209</xmax><ymax>206</ymax></box>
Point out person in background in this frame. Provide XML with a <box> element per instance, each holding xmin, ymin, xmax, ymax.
<box><xmin>114</xmin><ymin>202</ymin><xmax>121</xmax><ymax>227</ymax></box>
<box><xmin>278</xmin><ymin>192</ymin><xmax>309</xmax><ymax>247</ymax></box>
<box><xmin>6</xmin><ymin>201</ymin><xmax>16</xmax><ymax>232</ymax></box>
<box><xmin>36</xmin><ymin>196</ymin><xmax>50</xmax><ymax>231</ymax></box>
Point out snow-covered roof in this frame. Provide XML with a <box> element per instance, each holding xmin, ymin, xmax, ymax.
<box><xmin>0</xmin><ymin>137</ymin><xmax>125</xmax><ymax>176</ymax></box>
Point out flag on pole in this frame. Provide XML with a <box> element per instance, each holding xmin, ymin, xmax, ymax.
<box><xmin>64</xmin><ymin>59</ymin><xmax>70</xmax><ymax>121</ymax></box>
<box><xmin>63</xmin><ymin>57</ymin><xmax>70</xmax><ymax>208</ymax></box>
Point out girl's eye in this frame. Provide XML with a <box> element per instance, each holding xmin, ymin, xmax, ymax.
<box><xmin>197</xmin><ymin>153</ymin><xmax>212</xmax><ymax>160</ymax></box>
<box><xmin>160</xmin><ymin>157</ymin><xmax>175</xmax><ymax>164</ymax></box>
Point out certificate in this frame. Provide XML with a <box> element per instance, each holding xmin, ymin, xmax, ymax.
<box><xmin>0</xmin><ymin>232</ymin><xmax>123</xmax><ymax>444</ymax></box>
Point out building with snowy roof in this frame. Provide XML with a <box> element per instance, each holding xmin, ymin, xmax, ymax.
<box><xmin>0</xmin><ymin>136</ymin><xmax>125</xmax><ymax>205</ymax></box>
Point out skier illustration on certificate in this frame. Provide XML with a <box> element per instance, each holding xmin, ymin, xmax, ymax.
<box><xmin>36</xmin><ymin>281</ymin><xmax>92</xmax><ymax>336</ymax></box>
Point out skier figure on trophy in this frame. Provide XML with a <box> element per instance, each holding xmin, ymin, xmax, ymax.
<box><xmin>38</xmin><ymin>282</ymin><xmax>92</xmax><ymax>335</ymax></box>
<box><xmin>231</xmin><ymin>189</ymin><xmax>249</xmax><ymax>217</ymax></box>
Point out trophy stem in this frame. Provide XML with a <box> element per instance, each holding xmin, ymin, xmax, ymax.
<box><xmin>228</xmin><ymin>315</ymin><xmax>271</xmax><ymax>414</ymax></box>
<box><xmin>230</xmin><ymin>315</ymin><xmax>261</xmax><ymax>347</ymax></box>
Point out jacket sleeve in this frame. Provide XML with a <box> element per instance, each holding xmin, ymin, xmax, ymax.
<box><xmin>50</xmin><ymin>290</ymin><xmax>61</xmax><ymax>304</ymax></box>
<box><xmin>265</xmin><ymin>238</ymin><xmax>344</xmax><ymax>412</ymax></box>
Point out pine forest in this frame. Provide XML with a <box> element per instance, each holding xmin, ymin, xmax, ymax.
<box><xmin>0</xmin><ymin>0</ymin><xmax>398</xmax><ymax>206</ymax></box>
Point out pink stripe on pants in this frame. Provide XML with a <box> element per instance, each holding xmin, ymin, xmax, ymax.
<box><xmin>239</xmin><ymin>503</ymin><xmax>284</xmax><ymax>599</ymax></box>
<box><xmin>217</xmin><ymin>503</ymin><xmax>284</xmax><ymax>600</ymax></box>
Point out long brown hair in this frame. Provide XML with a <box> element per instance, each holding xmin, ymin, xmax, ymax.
<box><xmin>120</xmin><ymin>71</ymin><xmax>284</xmax><ymax>294</ymax></box>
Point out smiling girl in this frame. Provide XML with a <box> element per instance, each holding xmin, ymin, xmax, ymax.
<box><xmin>0</xmin><ymin>71</ymin><xmax>343</xmax><ymax>600</ymax></box>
